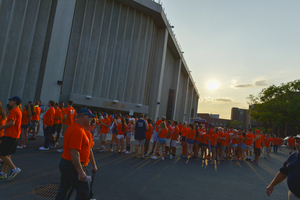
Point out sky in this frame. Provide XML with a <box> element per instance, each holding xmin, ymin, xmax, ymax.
<box><xmin>159</xmin><ymin>0</ymin><xmax>300</xmax><ymax>119</ymax></box>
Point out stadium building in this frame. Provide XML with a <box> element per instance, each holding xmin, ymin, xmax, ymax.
<box><xmin>0</xmin><ymin>0</ymin><xmax>199</xmax><ymax>122</ymax></box>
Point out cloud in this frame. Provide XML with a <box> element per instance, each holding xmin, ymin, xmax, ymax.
<box><xmin>234</xmin><ymin>80</ymin><xmax>268</xmax><ymax>88</ymax></box>
<box><xmin>202</xmin><ymin>97</ymin><xmax>233</xmax><ymax>103</ymax></box>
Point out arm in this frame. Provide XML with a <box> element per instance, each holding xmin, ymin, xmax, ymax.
<box><xmin>266</xmin><ymin>172</ymin><xmax>287</xmax><ymax>196</ymax></box>
<box><xmin>70</xmin><ymin>149</ymin><xmax>86</xmax><ymax>181</ymax></box>
<box><xmin>158</xmin><ymin>128</ymin><xmax>161</xmax><ymax>136</ymax></box>
<box><xmin>145</xmin><ymin>121</ymin><xmax>149</xmax><ymax>131</ymax></box>
<box><xmin>0</xmin><ymin>120</ymin><xmax>14</xmax><ymax>130</ymax></box>
<box><xmin>89</xmin><ymin>149</ymin><xmax>97</xmax><ymax>172</ymax></box>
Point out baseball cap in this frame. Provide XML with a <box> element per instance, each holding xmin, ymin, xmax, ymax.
<box><xmin>162</xmin><ymin>116</ymin><xmax>166</xmax><ymax>120</ymax></box>
<box><xmin>77</xmin><ymin>109</ymin><xmax>96</xmax><ymax>118</ymax></box>
<box><xmin>102</xmin><ymin>112</ymin><xmax>108</xmax><ymax>116</ymax></box>
<box><xmin>8</xmin><ymin>96</ymin><xmax>21</xmax><ymax>104</ymax></box>
<box><xmin>293</xmin><ymin>134</ymin><xmax>300</xmax><ymax>139</ymax></box>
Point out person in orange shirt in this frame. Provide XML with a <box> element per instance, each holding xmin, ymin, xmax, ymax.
<box><xmin>273</xmin><ymin>135</ymin><xmax>279</xmax><ymax>153</ymax></box>
<box><xmin>116</xmin><ymin>118</ymin><xmax>126</xmax><ymax>154</ymax></box>
<box><xmin>144</xmin><ymin>119</ymin><xmax>153</xmax><ymax>156</ymax></box>
<box><xmin>110</xmin><ymin>114</ymin><xmax>121</xmax><ymax>152</ymax></box>
<box><xmin>0</xmin><ymin>102</ymin><xmax>6</xmax><ymax>166</ymax></box>
<box><xmin>0</xmin><ymin>96</ymin><xmax>22</xmax><ymax>180</ymax></box>
<box><xmin>231</xmin><ymin>130</ymin><xmax>239</xmax><ymax>161</ymax></box>
<box><xmin>124</xmin><ymin>118</ymin><xmax>134</xmax><ymax>154</ymax></box>
<box><xmin>263</xmin><ymin>134</ymin><xmax>272</xmax><ymax>158</ymax></box>
<box><xmin>49</xmin><ymin>103</ymin><xmax>62</xmax><ymax>148</ymax></box>
<box><xmin>252</xmin><ymin>130</ymin><xmax>262</xmax><ymax>165</ymax></box>
<box><xmin>287</xmin><ymin>136</ymin><xmax>295</xmax><ymax>154</ymax></box>
<box><xmin>18</xmin><ymin>104</ymin><xmax>32</xmax><ymax>149</ymax></box>
<box><xmin>150</xmin><ymin>116</ymin><xmax>165</xmax><ymax>155</ymax></box>
<box><xmin>151</xmin><ymin>121</ymin><xmax>167</xmax><ymax>160</ymax></box>
<box><xmin>201</xmin><ymin>128</ymin><xmax>210</xmax><ymax>159</ymax></box>
<box><xmin>186</xmin><ymin>124</ymin><xmax>196</xmax><ymax>158</ymax></box>
<box><xmin>56</xmin><ymin>108</ymin><xmax>96</xmax><ymax>199</ymax></box>
<box><xmin>278</xmin><ymin>137</ymin><xmax>283</xmax><ymax>153</ymax></box>
<box><xmin>193</xmin><ymin>125</ymin><xmax>200</xmax><ymax>159</ymax></box>
<box><xmin>209</xmin><ymin>127</ymin><xmax>218</xmax><ymax>164</ymax></box>
<box><xmin>170</xmin><ymin>121</ymin><xmax>179</xmax><ymax>159</ymax></box>
<box><xmin>28</xmin><ymin>101</ymin><xmax>41</xmax><ymax>140</ymax></box>
<box><xmin>180</xmin><ymin>123</ymin><xmax>188</xmax><ymax>158</ymax></box>
<box><xmin>165</xmin><ymin>120</ymin><xmax>173</xmax><ymax>157</ymax></box>
<box><xmin>220</xmin><ymin>128</ymin><xmax>228</xmax><ymax>161</ymax></box>
<box><xmin>39</xmin><ymin>100</ymin><xmax>56</xmax><ymax>151</ymax></box>
<box><xmin>98</xmin><ymin>113</ymin><xmax>111</xmax><ymax>152</ymax></box>
<box><xmin>245</xmin><ymin>129</ymin><xmax>254</xmax><ymax>161</ymax></box>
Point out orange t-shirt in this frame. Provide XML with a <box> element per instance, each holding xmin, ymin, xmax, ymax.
<box><xmin>159</xmin><ymin>128</ymin><xmax>167</xmax><ymax>138</ymax></box>
<box><xmin>245</xmin><ymin>133</ymin><xmax>254</xmax><ymax>146</ymax></box>
<box><xmin>263</xmin><ymin>137</ymin><xmax>271</xmax><ymax>147</ymax></box>
<box><xmin>287</xmin><ymin>137</ymin><xmax>295</xmax><ymax>146</ymax></box>
<box><xmin>117</xmin><ymin>123</ymin><xmax>126</xmax><ymax>135</ymax></box>
<box><xmin>254</xmin><ymin>135</ymin><xmax>262</xmax><ymax>149</ymax></box>
<box><xmin>181</xmin><ymin>127</ymin><xmax>187</xmax><ymax>137</ymax></box>
<box><xmin>155</xmin><ymin>120</ymin><xmax>163</xmax><ymax>132</ymax></box>
<box><xmin>187</xmin><ymin>129</ymin><xmax>196</xmax><ymax>140</ymax></box>
<box><xmin>0</xmin><ymin>115</ymin><xmax>6</xmax><ymax>137</ymax></box>
<box><xmin>63</xmin><ymin>107</ymin><xmax>77</xmax><ymax>125</ymax></box>
<box><xmin>221</xmin><ymin>132</ymin><xmax>228</xmax><ymax>146</ymax></box>
<box><xmin>54</xmin><ymin>108</ymin><xmax>63</xmax><ymax>124</ymax></box>
<box><xmin>217</xmin><ymin>131</ymin><xmax>223</xmax><ymax>143</ymax></box>
<box><xmin>210</xmin><ymin>133</ymin><xmax>218</xmax><ymax>146</ymax></box>
<box><xmin>100</xmin><ymin>118</ymin><xmax>111</xmax><ymax>134</ymax></box>
<box><xmin>83</xmin><ymin>129</ymin><xmax>94</xmax><ymax>167</ymax></box>
<box><xmin>178</xmin><ymin>124</ymin><xmax>183</xmax><ymax>133</ymax></box>
<box><xmin>167</xmin><ymin>126</ymin><xmax>173</xmax><ymax>139</ymax></box>
<box><xmin>5</xmin><ymin>107</ymin><xmax>22</xmax><ymax>138</ymax></box>
<box><xmin>43</xmin><ymin>107</ymin><xmax>55</xmax><ymax>126</ymax></box>
<box><xmin>278</xmin><ymin>138</ymin><xmax>284</xmax><ymax>145</ymax></box>
<box><xmin>172</xmin><ymin>126</ymin><xmax>179</xmax><ymax>140</ymax></box>
<box><xmin>273</xmin><ymin>138</ymin><xmax>279</xmax><ymax>145</ymax></box>
<box><xmin>231</xmin><ymin>133</ymin><xmax>238</xmax><ymax>145</ymax></box>
<box><xmin>31</xmin><ymin>106</ymin><xmax>41</xmax><ymax>121</ymax></box>
<box><xmin>21</xmin><ymin>110</ymin><xmax>30</xmax><ymax>125</ymax></box>
<box><xmin>202</xmin><ymin>133</ymin><xmax>210</xmax><ymax>145</ymax></box>
<box><xmin>145</xmin><ymin>123</ymin><xmax>153</xmax><ymax>140</ymax></box>
<box><xmin>62</xmin><ymin>122</ymin><xmax>90</xmax><ymax>162</ymax></box>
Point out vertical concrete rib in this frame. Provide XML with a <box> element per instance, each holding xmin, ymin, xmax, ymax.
<box><xmin>91</xmin><ymin>0</ymin><xmax>106</xmax><ymax>96</ymax></box>
<box><xmin>106</xmin><ymin>3</ymin><xmax>122</xmax><ymax>99</ymax></box>
<box><xmin>114</xmin><ymin>5</ymin><xmax>129</xmax><ymax>100</ymax></box>
<box><xmin>71</xmin><ymin>0</ymin><xmax>89</xmax><ymax>94</ymax></box>
<box><xmin>7</xmin><ymin>0</ymin><xmax>29</xmax><ymax>98</ymax></box>
<box><xmin>121</xmin><ymin>9</ymin><xmax>136</xmax><ymax>101</ymax></box>
<box><xmin>129</xmin><ymin>12</ymin><xmax>143</xmax><ymax>103</ymax></box>
<box><xmin>154</xmin><ymin>28</ymin><xmax>168</xmax><ymax>119</ymax></box>
<box><xmin>189</xmin><ymin>88</ymin><xmax>194</xmax><ymax>120</ymax></box>
<box><xmin>136</xmin><ymin>15</ymin><xmax>150</xmax><ymax>104</ymax></box>
<box><xmin>80</xmin><ymin>0</ymin><xmax>97</xmax><ymax>94</ymax></box>
<box><xmin>172</xmin><ymin>59</ymin><xmax>182</xmax><ymax>119</ymax></box>
<box><xmin>183</xmin><ymin>77</ymin><xmax>190</xmax><ymax>123</ymax></box>
<box><xmin>98</xmin><ymin>0</ymin><xmax>114</xmax><ymax>97</ymax></box>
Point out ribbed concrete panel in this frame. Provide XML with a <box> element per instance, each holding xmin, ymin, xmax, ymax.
<box><xmin>176</xmin><ymin>69</ymin><xmax>188</xmax><ymax>122</ymax></box>
<box><xmin>186</xmin><ymin>82</ymin><xmax>193</xmax><ymax>122</ymax></box>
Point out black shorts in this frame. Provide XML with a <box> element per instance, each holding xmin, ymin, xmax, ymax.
<box><xmin>181</xmin><ymin>136</ymin><xmax>186</xmax><ymax>142</ymax></box>
<box><xmin>0</xmin><ymin>136</ymin><xmax>19</xmax><ymax>156</ymax></box>
<box><xmin>51</xmin><ymin>124</ymin><xmax>62</xmax><ymax>134</ymax></box>
<box><xmin>254</xmin><ymin>148</ymin><xmax>261</xmax><ymax>156</ymax></box>
<box><xmin>29</xmin><ymin>120</ymin><xmax>38</xmax><ymax>130</ymax></box>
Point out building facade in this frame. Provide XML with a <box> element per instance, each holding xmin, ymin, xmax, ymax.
<box><xmin>0</xmin><ymin>0</ymin><xmax>199</xmax><ymax>122</ymax></box>
<box><xmin>197</xmin><ymin>113</ymin><xmax>231</xmax><ymax>128</ymax></box>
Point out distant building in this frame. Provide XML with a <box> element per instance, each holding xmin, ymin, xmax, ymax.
<box><xmin>197</xmin><ymin>113</ymin><xmax>231</xmax><ymax>128</ymax></box>
<box><xmin>231</xmin><ymin>107</ymin><xmax>249</xmax><ymax>130</ymax></box>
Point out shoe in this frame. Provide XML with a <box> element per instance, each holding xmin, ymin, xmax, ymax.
<box><xmin>181</xmin><ymin>155</ymin><xmax>187</xmax><ymax>158</ymax></box>
<box><xmin>122</xmin><ymin>150</ymin><xmax>126</xmax><ymax>153</ymax></box>
<box><xmin>39</xmin><ymin>147</ymin><xmax>49</xmax><ymax>151</ymax></box>
<box><xmin>17</xmin><ymin>146</ymin><xmax>23</xmax><ymax>149</ymax></box>
<box><xmin>57</xmin><ymin>149</ymin><xmax>63</xmax><ymax>153</ymax></box>
<box><xmin>110</xmin><ymin>149</ymin><xmax>113</xmax><ymax>152</ymax></box>
<box><xmin>7</xmin><ymin>168</ymin><xmax>21</xmax><ymax>181</ymax></box>
<box><xmin>251</xmin><ymin>161</ymin><xmax>258</xmax><ymax>165</ymax></box>
<box><xmin>149</xmin><ymin>151</ymin><xmax>153</xmax><ymax>154</ymax></box>
<box><xmin>169</xmin><ymin>155</ymin><xmax>173</xmax><ymax>159</ymax></box>
<box><xmin>55</xmin><ymin>142</ymin><xmax>58</xmax><ymax>146</ymax></box>
<box><xmin>0</xmin><ymin>172</ymin><xmax>7</xmax><ymax>179</ymax></box>
<box><xmin>115</xmin><ymin>151</ymin><xmax>119</xmax><ymax>154</ymax></box>
<box><xmin>144</xmin><ymin>153</ymin><xmax>149</xmax><ymax>157</ymax></box>
<box><xmin>49</xmin><ymin>144</ymin><xmax>56</xmax><ymax>148</ymax></box>
<box><xmin>125</xmin><ymin>151</ymin><xmax>129</xmax><ymax>154</ymax></box>
<box><xmin>28</xmin><ymin>137</ymin><xmax>35</xmax><ymax>140</ymax></box>
<box><xmin>161</xmin><ymin>157</ymin><xmax>164</xmax><ymax>160</ymax></box>
<box><xmin>157</xmin><ymin>153</ymin><xmax>161</xmax><ymax>156</ymax></box>
<box><xmin>151</xmin><ymin>156</ymin><xmax>157</xmax><ymax>160</ymax></box>
<box><xmin>206</xmin><ymin>155</ymin><xmax>210</xmax><ymax>159</ymax></box>
<box><xmin>99</xmin><ymin>149</ymin><xmax>105</xmax><ymax>153</ymax></box>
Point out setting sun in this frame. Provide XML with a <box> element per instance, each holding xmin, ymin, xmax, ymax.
<box><xmin>207</xmin><ymin>81</ymin><xmax>219</xmax><ymax>90</ymax></box>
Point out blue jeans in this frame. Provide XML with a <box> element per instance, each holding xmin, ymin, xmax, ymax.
<box><xmin>273</xmin><ymin>145</ymin><xmax>278</xmax><ymax>153</ymax></box>
<box><xmin>43</xmin><ymin>126</ymin><xmax>52</xmax><ymax>148</ymax></box>
<box><xmin>55</xmin><ymin>159</ymin><xmax>89</xmax><ymax>200</ymax></box>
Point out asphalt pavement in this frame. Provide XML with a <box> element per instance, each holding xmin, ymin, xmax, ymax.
<box><xmin>0</xmin><ymin>133</ymin><xmax>291</xmax><ymax>200</ymax></box>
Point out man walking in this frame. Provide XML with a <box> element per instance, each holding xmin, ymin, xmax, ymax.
<box><xmin>39</xmin><ymin>100</ymin><xmax>55</xmax><ymax>151</ymax></box>
<box><xmin>134</xmin><ymin>114</ymin><xmax>148</xmax><ymax>158</ymax></box>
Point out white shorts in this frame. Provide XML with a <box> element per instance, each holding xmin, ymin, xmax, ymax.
<box><xmin>100</xmin><ymin>133</ymin><xmax>107</xmax><ymax>142</ymax></box>
<box><xmin>171</xmin><ymin>140</ymin><xmax>177</xmax><ymax>148</ymax></box>
<box><xmin>166</xmin><ymin>139</ymin><xmax>171</xmax><ymax>147</ymax></box>
<box><xmin>153</xmin><ymin>131</ymin><xmax>159</xmax><ymax>142</ymax></box>
<box><xmin>135</xmin><ymin>139</ymin><xmax>145</xmax><ymax>146</ymax></box>
<box><xmin>117</xmin><ymin>135</ymin><xmax>124</xmax><ymax>140</ymax></box>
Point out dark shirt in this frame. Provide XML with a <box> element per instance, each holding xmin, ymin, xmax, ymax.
<box><xmin>135</xmin><ymin>119</ymin><xmax>146</xmax><ymax>140</ymax></box>
<box><xmin>280</xmin><ymin>152</ymin><xmax>300</xmax><ymax>197</ymax></box>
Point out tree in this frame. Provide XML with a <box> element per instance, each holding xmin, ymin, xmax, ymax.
<box><xmin>248</xmin><ymin>80</ymin><xmax>300</xmax><ymax>135</ymax></box>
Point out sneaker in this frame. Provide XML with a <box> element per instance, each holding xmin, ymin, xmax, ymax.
<box><xmin>39</xmin><ymin>147</ymin><xmax>49</xmax><ymax>151</ymax></box>
<box><xmin>0</xmin><ymin>172</ymin><xmax>7</xmax><ymax>179</ymax></box>
<box><xmin>99</xmin><ymin>149</ymin><xmax>105</xmax><ymax>153</ymax></box>
<box><xmin>144</xmin><ymin>153</ymin><xmax>149</xmax><ymax>157</ymax></box>
<box><xmin>28</xmin><ymin>137</ymin><xmax>36</xmax><ymax>140</ymax></box>
<box><xmin>110</xmin><ymin>149</ymin><xmax>113</xmax><ymax>152</ymax></box>
<box><xmin>125</xmin><ymin>151</ymin><xmax>129</xmax><ymax>154</ymax></box>
<box><xmin>7</xmin><ymin>168</ymin><xmax>21</xmax><ymax>181</ymax></box>
<box><xmin>122</xmin><ymin>150</ymin><xmax>126</xmax><ymax>153</ymax></box>
<box><xmin>57</xmin><ymin>149</ymin><xmax>63</xmax><ymax>153</ymax></box>
<box><xmin>151</xmin><ymin>156</ymin><xmax>157</xmax><ymax>160</ymax></box>
<box><xmin>251</xmin><ymin>161</ymin><xmax>258</xmax><ymax>165</ymax></box>
<box><xmin>49</xmin><ymin>144</ymin><xmax>56</xmax><ymax>148</ymax></box>
<box><xmin>169</xmin><ymin>155</ymin><xmax>173</xmax><ymax>159</ymax></box>
<box><xmin>17</xmin><ymin>146</ymin><xmax>23</xmax><ymax>149</ymax></box>
<box><xmin>161</xmin><ymin>157</ymin><xmax>164</xmax><ymax>161</ymax></box>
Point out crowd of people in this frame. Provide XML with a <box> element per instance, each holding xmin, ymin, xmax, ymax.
<box><xmin>0</xmin><ymin>96</ymin><xmax>299</xmax><ymax>199</ymax></box>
